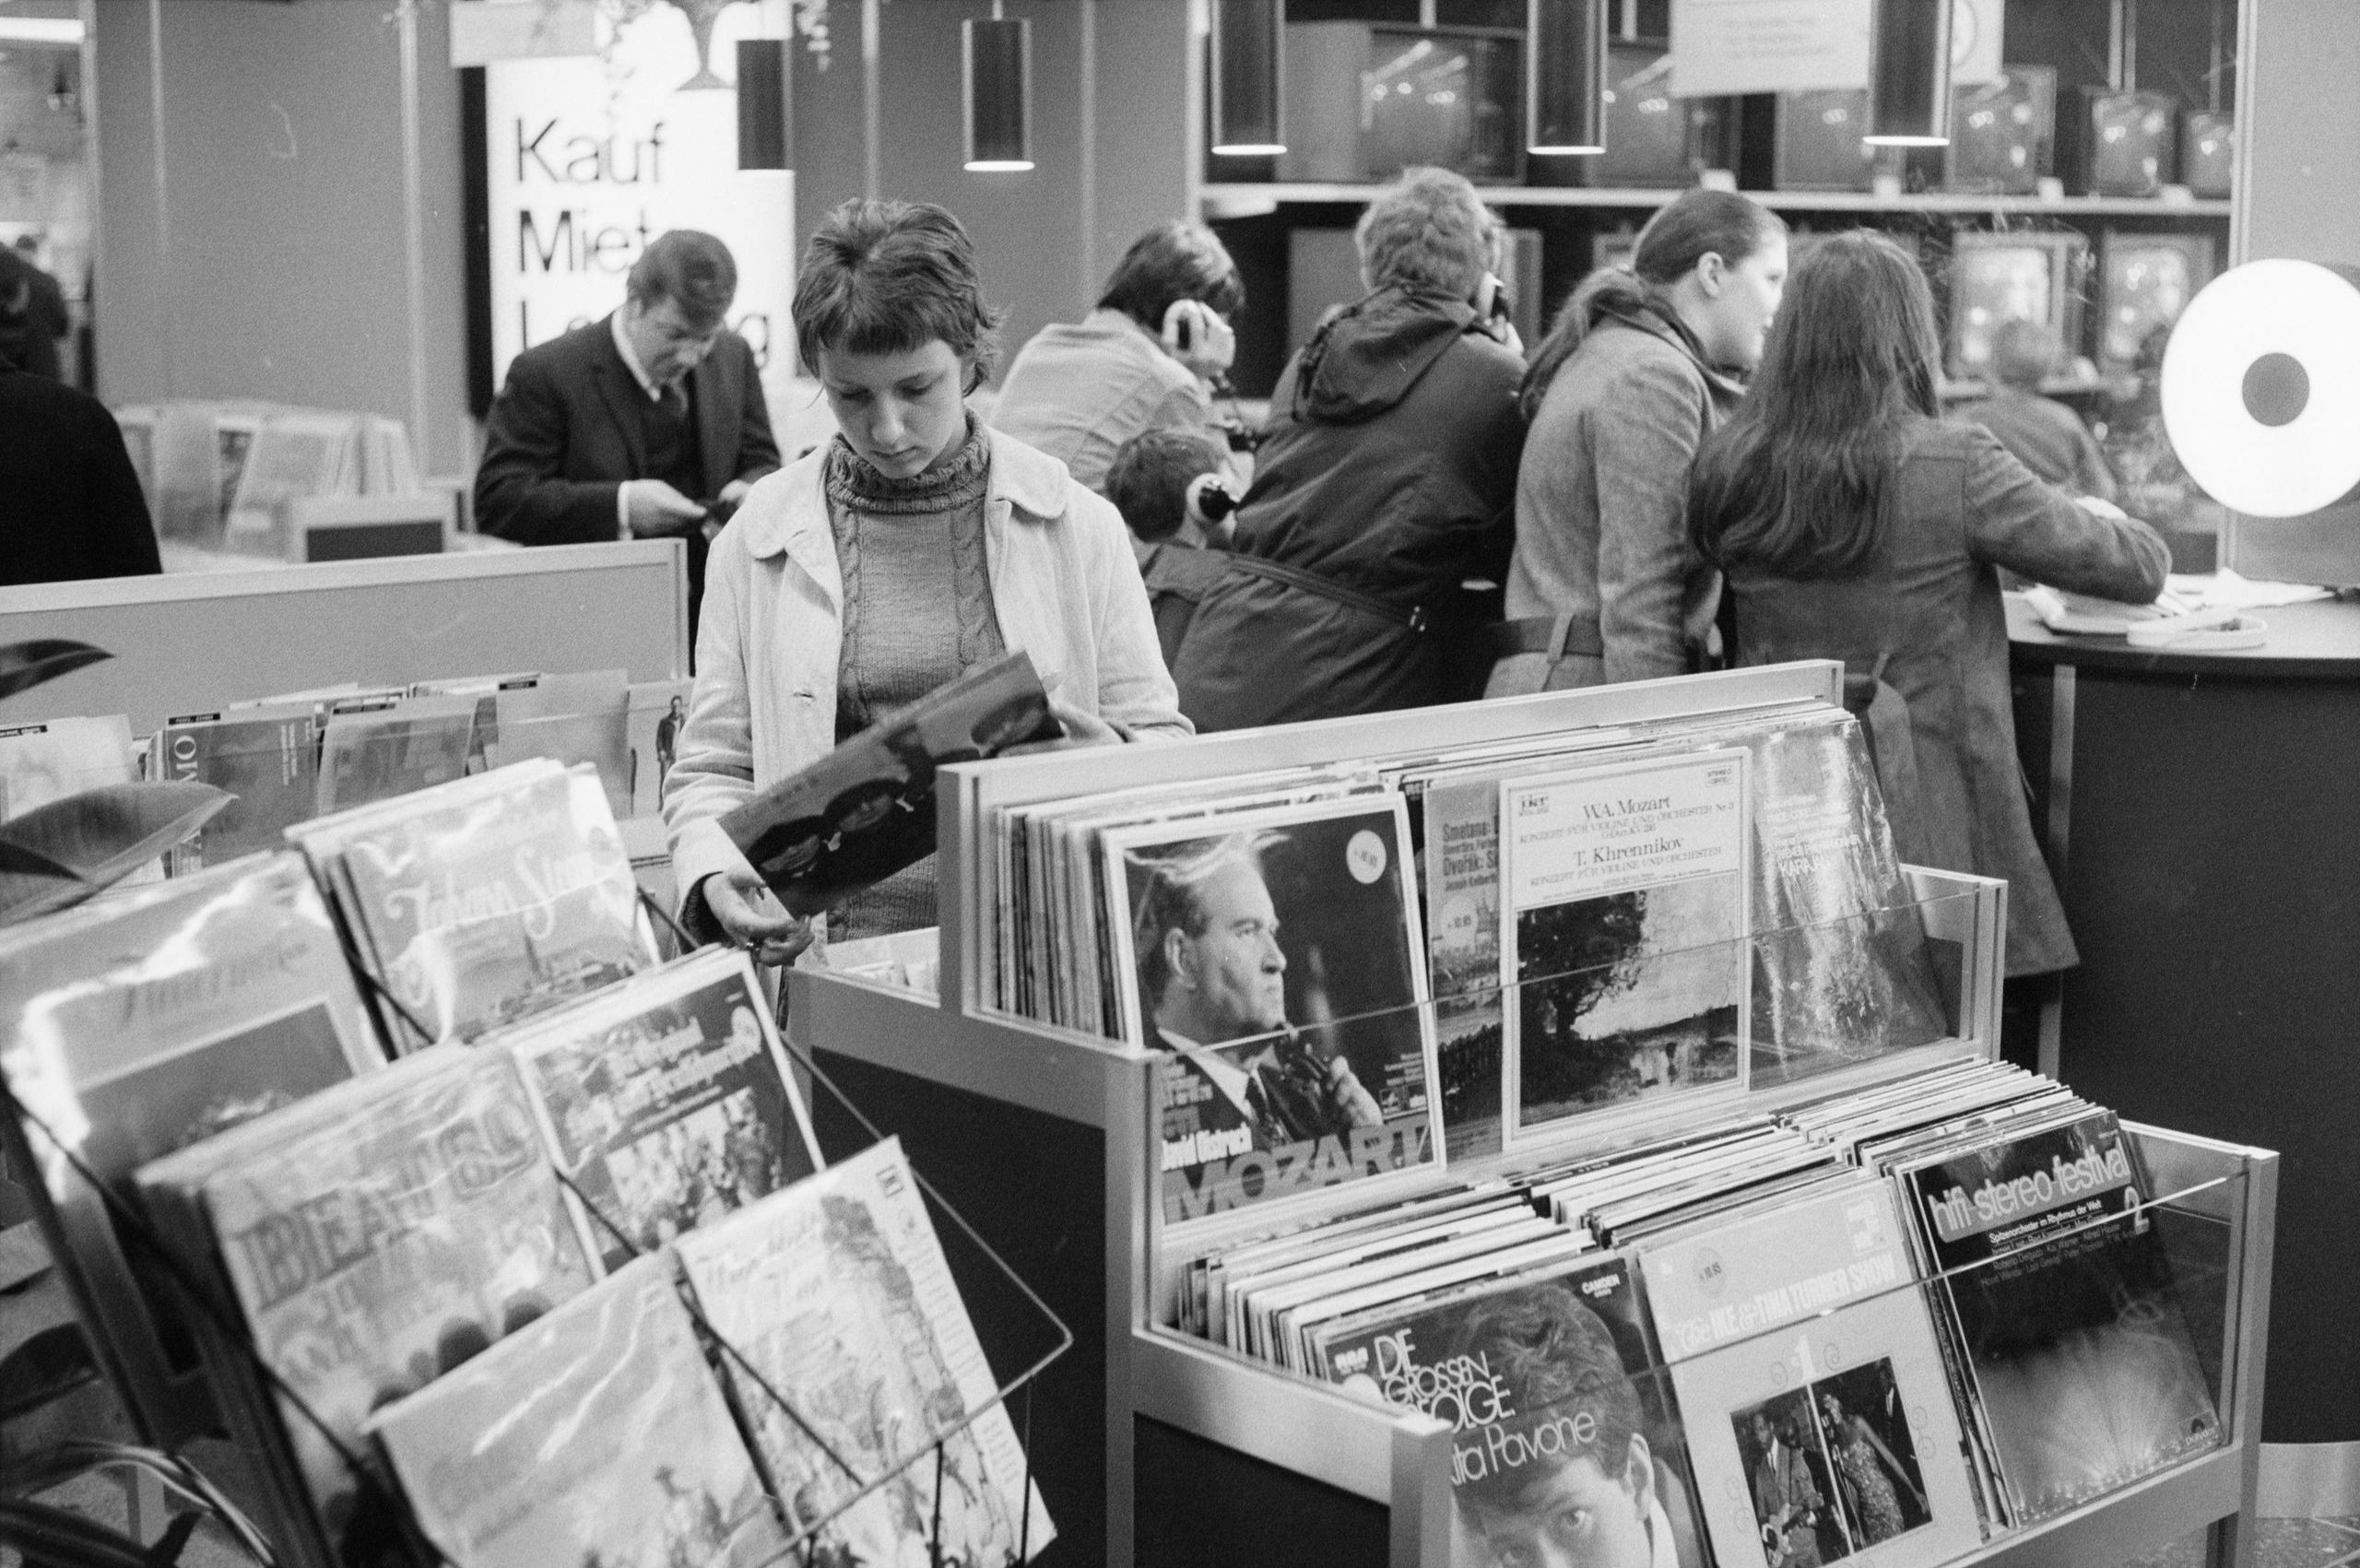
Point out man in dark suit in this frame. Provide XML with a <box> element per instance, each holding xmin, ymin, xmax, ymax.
<box><xmin>1137</xmin><ymin>834</ymin><xmax>1383</xmax><ymax>1168</ymax></box>
<box><xmin>0</xmin><ymin>356</ymin><xmax>161</xmax><ymax>587</ymax></box>
<box><xmin>473</xmin><ymin>230</ymin><xmax>781</xmax><ymax>634</ymax></box>
<box><xmin>1750</xmin><ymin>1410</ymin><xmax>1827</xmax><ymax>1568</ymax></box>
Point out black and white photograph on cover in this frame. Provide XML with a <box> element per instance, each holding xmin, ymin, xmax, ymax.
<box><xmin>1732</xmin><ymin>1387</ymin><xmax>1849</xmax><ymax>1568</ymax></box>
<box><xmin>1107</xmin><ymin>795</ymin><xmax>1440</xmax><ymax>1224</ymax></box>
<box><xmin>508</xmin><ymin>951</ymin><xmax>820</xmax><ymax>1272</ymax></box>
<box><xmin>1501</xmin><ymin>753</ymin><xmax>1749</xmax><ymax>1145</ymax></box>
<box><xmin>602</xmin><ymin>1091</ymin><xmax>785</xmax><ymax>1245</ymax></box>
<box><xmin>1444</xmin><ymin>1275</ymin><xmax>1711</xmax><ymax>1568</ymax></box>
<box><xmin>1811</xmin><ymin>1360</ymin><xmax>1933</xmax><ymax>1551</ymax></box>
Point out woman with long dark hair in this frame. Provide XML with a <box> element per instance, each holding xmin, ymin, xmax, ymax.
<box><xmin>1487</xmin><ymin>189</ymin><xmax>1787</xmax><ymax>695</ymax></box>
<box><xmin>1689</xmin><ymin>230</ymin><xmax>2167</xmax><ymax>980</ymax></box>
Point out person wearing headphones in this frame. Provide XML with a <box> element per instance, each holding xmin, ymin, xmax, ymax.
<box><xmin>1103</xmin><ymin>427</ymin><xmax>1243</xmax><ymax>669</ymax></box>
<box><xmin>992</xmin><ymin>221</ymin><xmax>1245</xmax><ymax>493</ymax></box>
<box><xmin>1162</xmin><ymin>168</ymin><xmax>1527</xmax><ymax>730</ymax></box>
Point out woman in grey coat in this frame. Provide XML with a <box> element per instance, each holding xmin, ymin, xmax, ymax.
<box><xmin>1487</xmin><ymin>190</ymin><xmax>1788</xmax><ymax>695</ymax></box>
<box><xmin>1689</xmin><ymin>230</ymin><xmax>2168</xmax><ymax>979</ymax></box>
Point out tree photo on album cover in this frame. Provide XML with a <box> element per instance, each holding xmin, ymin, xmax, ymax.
<box><xmin>1501</xmin><ymin>751</ymin><xmax>1750</xmax><ymax>1145</ymax></box>
<box><xmin>1105</xmin><ymin>795</ymin><xmax>1442</xmax><ymax>1224</ymax></box>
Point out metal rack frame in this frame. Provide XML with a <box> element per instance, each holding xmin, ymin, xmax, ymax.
<box><xmin>784</xmin><ymin>662</ymin><xmax>2278</xmax><ymax>1568</ymax></box>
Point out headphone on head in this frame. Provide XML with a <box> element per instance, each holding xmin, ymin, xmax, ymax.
<box><xmin>1185</xmin><ymin>472</ymin><xmax>1241</xmax><ymax>528</ymax></box>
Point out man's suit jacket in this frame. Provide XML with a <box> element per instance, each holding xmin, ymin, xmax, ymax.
<box><xmin>0</xmin><ymin>363</ymin><xmax>161</xmax><ymax>588</ymax></box>
<box><xmin>1751</xmin><ymin>1445</ymin><xmax>1824</xmax><ymax>1568</ymax></box>
<box><xmin>473</xmin><ymin>314</ymin><xmax>782</xmax><ymax>546</ymax></box>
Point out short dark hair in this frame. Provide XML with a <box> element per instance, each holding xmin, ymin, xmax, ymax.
<box><xmin>1106</xmin><ymin>429</ymin><xmax>1229</xmax><ymax>543</ymax></box>
<box><xmin>1097</xmin><ymin>222</ymin><xmax>1245</xmax><ymax>331</ymax></box>
<box><xmin>1356</xmin><ymin>168</ymin><xmax>1502</xmax><ymax>297</ymax></box>
<box><xmin>627</xmin><ymin>230</ymin><xmax>738</xmax><ymax>333</ymax></box>
<box><xmin>793</xmin><ymin>198</ymin><xmax>1005</xmax><ymax>378</ymax></box>
<box><xmin>1449</xmin><ymin>1285</ymin><xmax>1644</xmax><ymax>1512</ymax></box>
<box><xmin>1133</xmin><ymin>834</ymin><xmax>1269</xmax><ymax>1005</ymax></box>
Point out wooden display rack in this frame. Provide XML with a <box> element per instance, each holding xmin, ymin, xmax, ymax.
<box><xmin>785</xmin><ymin>662</ymin><xmax>2277</xmax><ymax>1568</ymax></box>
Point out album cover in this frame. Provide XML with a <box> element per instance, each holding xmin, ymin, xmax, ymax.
<box><xmin>676</xmin><ymin>1138</ymin><xmax>1054</xmax><ymax>1566</ymax></box>
<box><xmin>315</xmin><ymin>761</ymin><xmax>654</xmax><ymax>1047</ymax></box>
<box><xmin>1652</xmin><ymin>1183</ymin><xmax>1982</xmax><ymax>1568</ymax></box>
<box><xmin>1675</xmin><ymin>1292</ymin><xmax>1981</xmax><ymax>1568</ymax></box>
<box><xmin>153</xmin><ymin>704</ymin><xmax>320</xmax><ymax>873</ymax></box>
<box><xmin>476</xmin><ymin>668</ymin><xmax>632</xmax><ymax>820</ymax></box>
<box><xmin>0</xmin><ymin>852</ymin><xmax>383</xmax><ymax>1437</ymax></box>
<box><xmin>1894</xmin><ymin>1113</ymin><xmax>2222</xmax><ymax>1521</ymax></box>
<box><xmin>721</xmin><ymin>650</ymin><xmax>1057</xmax><ymax>915</ymax></box>
<box><xmin>1421</xmin><ymin>772</ymin><xmax>1510</xmax><ymax>1164</ymax></box>
<box><xmin>1316</xmin><ymin>1253</ymin><xmax>1712</xmax><ymax>1568</ymax></box>
<box><xmin>1500</xmin><ymin>751</ymin><xmax>1749</xmax><ymax>1145</ymax></box>
<box><xmin>1102</xmin><ymin>794</ymin><xmax>1441</xmax><ymax>1224</ymax></box>
<box><xmin>314</xmin><ymin>693</ymin><xmax>479</xmax><ymax>814</ymax></box>
<box><xmin>371</xmin><ymin>1257</ymin><xmax>788</xmax><ymax>1568</ymax></box>
<box><xmin>505</xmin><ymin>948</ymin><xmax>821</xmax><ymax>1273</ymax></box>
<box><xmin>136</xmin><ymin>1043</ymin><xmax>597</xmax><ymax>1563</ymax></box>
<box><xmin>1737</xmin><ymin>711</ymin><xmax>1950</xmax><ymax>1084</ymax></box>
<box><xmin>0</xmin><ymin>713</ymin><xmax>139</xmax><ymax>819</ymax></box>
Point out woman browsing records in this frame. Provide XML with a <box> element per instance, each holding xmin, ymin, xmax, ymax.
<box><xmin>665</xmin><ymin>199</ymin><xmax>1192</xmax><ymax>958</ymax></box>
<box><xmin>1488</xmin><ymin>190</ymin><xmax>1787</xmax><ymax>695</ymax></box>
<box><xmin>1687</xmin><ymin>230</ymin><xmax>2167</xmax><ymax>979</ymax></box>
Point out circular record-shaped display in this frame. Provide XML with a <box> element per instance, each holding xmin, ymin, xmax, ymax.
<box><xmin>2162</xmin><ymin>258</ymin><xmax>2360</xmax><ymax>518</ymax></box>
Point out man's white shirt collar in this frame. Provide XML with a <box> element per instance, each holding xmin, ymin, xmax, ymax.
<box><xmin>611</xmin><ymin>311</ymin><xmax>667</xmax><ymax>402</ymax></box>
<box><xmin>1159</xmin><ymin>1029</ymin><xmax>1259</xmax><ymax>1126</ymax></box>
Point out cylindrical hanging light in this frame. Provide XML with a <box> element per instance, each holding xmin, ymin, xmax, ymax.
<box><xmin>736</xmin><ymin>38</ymin><xmax>791</xmax><ymax>172</ymax></box>
<box><xmin>1864</xmin><ymin>0</ymin><xmax>1953</xmax><ymax>146</ymax></box>
<box><xmin>1527</xmin><ymin>0</ymin><xmax>1607</xmax><ymax>155</ymax></box>
<box><xmin>1210</xmin><ymin>0</ymin><xmax>1284</xmax><ymax>158</ymax></box>
<box><xmin>964</xmin><ymin>6</ymin><xmax>1032</xmax><ymax>172</ymax></box>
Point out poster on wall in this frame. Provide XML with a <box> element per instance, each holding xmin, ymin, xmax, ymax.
<box><xmin>1669</xmin><ymin>0</ymin><xmax>2000</xmax><ymax>98</ymax></box>
<box><xmin>475</xmin><ymin>0</ymin><xmax>796</xmax><ymax>415</ymax></box>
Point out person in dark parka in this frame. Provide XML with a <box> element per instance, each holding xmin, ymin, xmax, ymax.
<box><xmin>1689</xmin><ymin>231</ymin><xmax>2168</xmax><ymax>979</ymax></box>
<box><xmin>1166</xmin><ymin>168</ymin><xmax>1526</xmax><ymax>730</ymax></box>
<box><xmin>0</xmin><ymin>357</ymin><xmax>161</xmax><ymax>587</ymax></box>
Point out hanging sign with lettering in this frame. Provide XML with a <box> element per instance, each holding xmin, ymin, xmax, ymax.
<box><xmin>481</xmin><ymin>1</ymin><xmax>795</xmax><ymax>407</ymax></box>
<box><xmin>1670</xmin><ymin>0</ymin><xmax>2000</xmax><ymax>98</ymax></box>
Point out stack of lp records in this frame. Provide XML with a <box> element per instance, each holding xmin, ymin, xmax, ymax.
<box><xmin>992</xmin><ymin>699</ymin><xmax>1949</xmax><ymax>1228</ymax></box>
<box><xmin>1174</xmin><ymin>1043</ymin><xmax>2224</xmax><ymax>1555</ymax></box>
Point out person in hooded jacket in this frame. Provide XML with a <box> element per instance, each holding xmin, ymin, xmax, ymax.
<box><xmin>1163</xmin><ymin>168</ymin><xmax>1527</xmax><ymax>730</ymax></box>
<box><xmin>1486</xmin><ymin>191</ymin><xmax>1788</xmax><ymax>695</ymax></box>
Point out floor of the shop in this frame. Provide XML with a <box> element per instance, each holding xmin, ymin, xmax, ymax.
<box><xmin>0</xmin><ymin>1210</ymin><xmax>2351</xmax><ymax>1568</ymax></box>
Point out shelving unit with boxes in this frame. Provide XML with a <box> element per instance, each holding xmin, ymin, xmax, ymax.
<box><xmin>1200</xmin><ymin>0</ymin><xmax>2238</xmax><ymax>408</ymax></box>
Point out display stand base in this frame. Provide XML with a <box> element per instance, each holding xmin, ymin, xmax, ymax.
<box><xmin>2259</xmin><ymin>1441</ymin><xmax>2360</xmax><ymax>1520</ymax></box>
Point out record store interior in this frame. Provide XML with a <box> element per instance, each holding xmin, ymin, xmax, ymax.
<box><xmin>4</xmin><ymin>1</ymin><xmax>2360</xmax><ymax>1565</ymax></box>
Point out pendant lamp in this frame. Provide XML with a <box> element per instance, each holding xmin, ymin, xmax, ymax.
<box><xmin>737</xmin><ymin>39</ymin><xmax>791</xmax><ymax>172</ymax></box>
<box><xmin>964</xmin><ymin>5</ymin><xmax>1033</xmax><ymax>172</ymax></box>
<box><xmin>1527</xmin><ymin>0</ymin><xmax>1606</xmax><ymax>156</ymax></box>
<box><xmin>1210</xmin><ymin>0</ymin><xmax>1284</xmax><ymax>158</ymax></box>
<box><xmin>1864</xmin><ymin>0</ymin><xmax>1953</xmax><ymax>146</ymax></box>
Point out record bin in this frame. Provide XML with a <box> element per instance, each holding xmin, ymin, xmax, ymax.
<box><xmin>785</xmin><ymin>661</ymin><xmax>2278</xmax><ymax>1568</ymax></box>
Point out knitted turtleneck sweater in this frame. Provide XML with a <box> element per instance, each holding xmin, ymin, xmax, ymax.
<box><xmin>822</xmin><ymin>416</ymin><xmax>1004</xmax><ymax>939</ymax></box>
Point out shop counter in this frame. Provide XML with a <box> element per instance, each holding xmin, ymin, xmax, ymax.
<box><xmin>2012</xmin><ymin>594</ymin><xmax>2360</xmax><ymax>1514</ymax></box>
